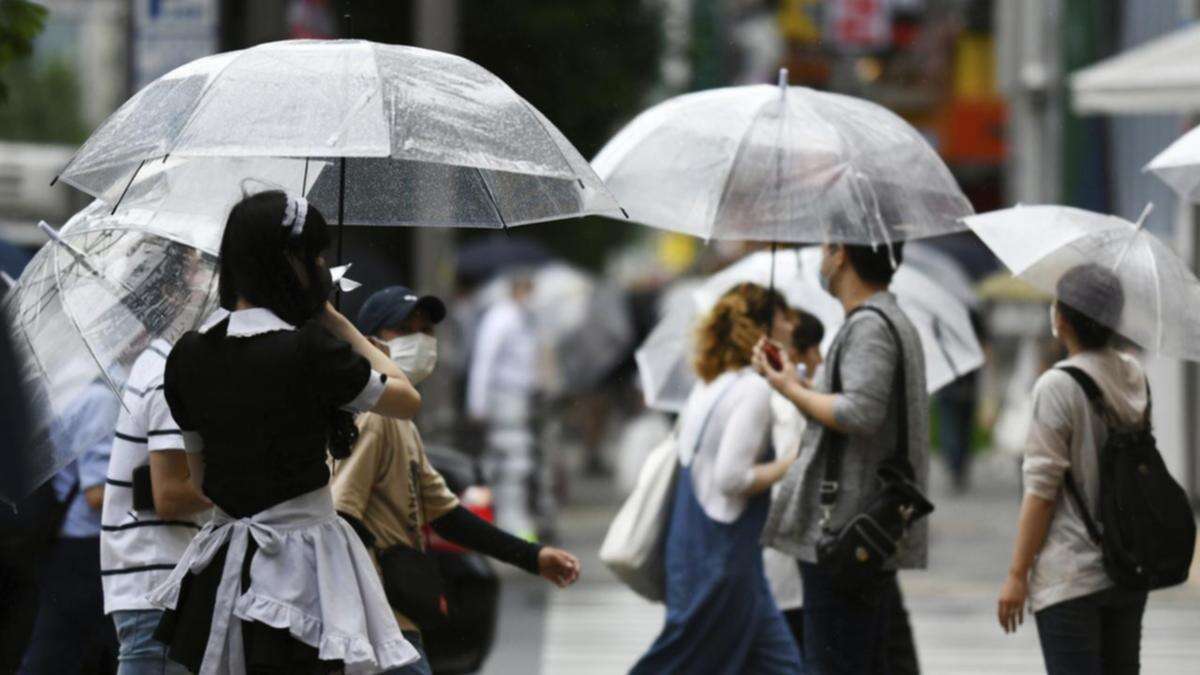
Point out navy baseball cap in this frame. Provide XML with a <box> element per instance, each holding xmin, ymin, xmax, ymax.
<box><xmin>356</xmin><ymin>285</ymin><xmax>447</xmax><ymax>335</ymax></box>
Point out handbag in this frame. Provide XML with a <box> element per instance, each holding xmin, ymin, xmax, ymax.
<box><xmin>600</xmin><ymin>376</ymin><xmax>737</xmax><ymax>602</ymax></box>
<box><xmin>815</xmin><ymin>306</ymin><xmax>934</xmax><ymax>598</ymax></box>
<box><xmin>377</xmin><ymin>460</ymin><xmax>450</xmax><ymax>628</ymax></box>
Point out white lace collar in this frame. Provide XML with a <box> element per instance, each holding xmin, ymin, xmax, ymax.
<box><xmin>199</xmin><ymin>307</ymin><xmax>296</xmax><ymax>337</ymax></box>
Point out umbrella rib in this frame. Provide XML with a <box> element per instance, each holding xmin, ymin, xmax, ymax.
<box><xmin>161</xmin><ymin>49</ymin><xmax>245</xmax><ymax>158</ymax></box>
<box><xmin>473</xmin><ymin>167</ymin><xmax>508</xmax><ymax>230</ymax></box>
<box><xmin>1146</xmin><ymin>240</ymin><xmax>1164</xmax><ymax>352</ymax></box>
<box><xmin>47</xmin><ymin>238</ymin><xmax>129</xmax><ymax>412</ymax></box>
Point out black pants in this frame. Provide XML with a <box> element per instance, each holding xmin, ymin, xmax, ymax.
<box><xmin>18</xmin><ymin>536</ymin><xmax>117</xmax><ymax>675</ymax></box>
<box><xmin>1035</xmin><ymin>586</ymin><xmax>1147</xmax><ymax>675</ymax></box>
<box><xmin>0</xmin><ymin>535</ymin><xmax>41</xmax><ymax>673</ymax></box>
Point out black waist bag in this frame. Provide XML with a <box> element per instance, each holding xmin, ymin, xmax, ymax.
<box><xmin>815</xmin><ymin>306</ymin><xmax>934</xmax><ymax>597</ymax></box>
<box><xmin>379</xmin><ymin>542</ymin><xmax>451</xmax><ymax>628</ymax></box>
<box><xmin>1059</xmin><ymin>367</ymin><xmax>1196</xmax><ymax>591</ymax></box>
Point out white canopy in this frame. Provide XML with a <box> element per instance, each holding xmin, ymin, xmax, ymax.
<box><xmin>1071</xmin><ymin>24</ymin><xmax>1200</xmax><ymax>114</ymax></box>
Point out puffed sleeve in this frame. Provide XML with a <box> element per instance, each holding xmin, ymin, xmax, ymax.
<box><xmin>299</xmin><ymin>321</ymin><xmax>387</xmax><ymax>413</ymax></box>
<box><xmin>164</xmin><ymin>334</ymin><xmax>205</xmax><ymax>454</ymax></box>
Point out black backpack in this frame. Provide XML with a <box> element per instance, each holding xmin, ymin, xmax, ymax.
<box><xmin>1059</xmin><ymin>367</ymin><xmax>1196</xmax><ymax>591</ymax></box>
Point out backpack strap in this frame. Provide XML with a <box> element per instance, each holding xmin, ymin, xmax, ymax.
<box><xmin>819</xmin><ymin>305</ymin><xmax>910</xmax><ymax>523</ymax></box>
<box><xmin>1056</xmin><ymin>366</ymin><xmax>1105</xmax><ymax>546</ymax></box>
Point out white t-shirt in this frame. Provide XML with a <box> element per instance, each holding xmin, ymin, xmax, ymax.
<box><xmin>467</xmin><ymin>299</ymin><xmax>538</xmax><ymax>421</ymax></box>
<box><xmin>100</xmin><ymin>340</ymin><xmax>209</xmax><ymax>614</ymax></box>
<box><xmin>677</xmin><ymin>369</ymin><xmax>771</xmax><ymax>524</ymax></box>
<box><xmin>763</xmin><ymin>392</ymin><xmax>807</xmax><ymax>610</ymax></box>
<box><xmin>1024</xmin><ymin>349</ymin><xmax>1148</xmax><ymax>612</ymax></box>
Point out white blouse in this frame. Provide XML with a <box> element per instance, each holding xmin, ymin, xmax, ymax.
<box><xmin>678</xmin><ymin>369</ymin><xmax>772</xmax><ymax>523</ymax></box>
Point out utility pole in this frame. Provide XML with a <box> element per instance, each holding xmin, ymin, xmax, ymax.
<box><xmin>413</xmin><ymin>0</ymin><xmax>459</xmax><ymax>435</ymax></box>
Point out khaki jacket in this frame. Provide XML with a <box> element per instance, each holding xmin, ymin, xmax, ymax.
<box><xmin>331</xmin><ymin>412</ymin><xmax>460</xmax><ymax>631</ymax></box>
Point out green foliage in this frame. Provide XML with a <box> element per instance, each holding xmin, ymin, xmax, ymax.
<box><xmin>0</xmin><ymin>57</ymin><xmax>89</xmax><ymax>143</ymax></box>
<box><xmin>0</xmin><ymin>0</ymin><xmax>48</xmax><ymax>103</ymax></box>
<box><xmin>459</xmin><ymin>0</ymin><xmax>664</xmax><ymax>270</ymax></box>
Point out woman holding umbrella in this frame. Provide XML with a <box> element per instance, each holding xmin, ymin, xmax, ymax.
<box><xmin>631</xmin><ymin>282</ymin><xmax>803</xmax><ymax>675</ymax></box>
<box><xmin>148</xmin><ymin>191</ymin><xmax>424</xmax><ymax>674</ymax></box>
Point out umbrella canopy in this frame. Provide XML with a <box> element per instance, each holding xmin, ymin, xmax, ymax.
<box><xmin>1146</xmin><ymin>124</ymin><xmax>1200</xmax><ymax>202</ymax></box>
<box><xmin>57</xmin><ymin>39</ymin><xmax>622</xmax><ymax>229</ymax></box>
<box><xmin>964</xmin><ymin>204</ymin><xmax>1200</xmax><ymax>361</ymax></box>
<box><xmin>903</xmin><ymin>242</ymin><xmax>981</xmax><ymax>310</ymax></box>
<box><xmin>636</xmin><ymin>248</ymin><xmax>984</xmax><ymax>412</ymax></box>
<box><xmin>592</xmin><ymin>71</ymin><xmax>973</xmax><ymax>245</ymax></box>
<box><xmin>3</xmin><ymin>201</ymin><xmax>220</xmax><ymax>501</ymax></box>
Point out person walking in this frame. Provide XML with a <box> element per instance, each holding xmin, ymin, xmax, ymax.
<box><xmin>631</xmin><ymin>282</ymin><xmax>803</xmax><ymax>675</ymax></box>
<box><xmin>100</xmin><ymin>339</ymin><xmax>212</xmax><ymax>675</ymax></box>
<box><xmin>997</xmin><ymin>264</ymin><xmax>1150</xmax><ymax>674</ymax></box>
<box><xmin>19</xmin><ymin>380</ymin><xmax>120</xmax><ymax>675</ymax></box>
<box><xmin>332</xmin><ymin>285</ymin><xmax>581</xmax><ymax>675</ymax></box>
<box><xmin>756</xmin><ymin>242</ymin><xmax>929</xmax><ymax>675</ymax></box>
<box><xmin>149</xmin><ymin>191</ymin><xmax>425</xmax><ymax>674</ymax></box>
<box><xmin>763</xmin><ymin>309</ymin><xmax>824</xmax><ymax>654</ymax></box>
<box><xmin>467</xmin><ymin>274</ymin><xmax>540</xmax><ymax>540</ymax></box>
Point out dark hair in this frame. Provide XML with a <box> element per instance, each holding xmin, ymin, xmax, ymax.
<box><xmin>218</xmin><ymin>191</ymin><xmax>332</xmax><ymax>326</ymax></box>
<box><xmin>840</xmin><ymin>242</ymin><xmax>904</xmax><ymax>287</ymax></box>
<box><xmin>1055</xmin><ymin>263</ymin><xmax>1124</xmax><ymax>350</ymax></box>
<box><xmin>791</xmin><ymin>309</ymin><xmax>825</xmax><ymax>353</ymax></box>
<box><xmin>216</xmin><ymin>191</ymin><xmax>358</xmax><ymax>458</ymax></box>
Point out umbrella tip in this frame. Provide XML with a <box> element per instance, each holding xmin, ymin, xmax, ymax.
<box><xmin>777</xmin><ymin>68</ymin><xmax>789</xmax><ymax>90</ymax></box>
<box><xmin>36</xmin><ymin>221</ymin><xmax>61</xmax><ymax>242</ymax></box>
<box><xmin>1133</xmin><ymin>203</ymin><xmax>1154</xmax><ymax>231</ymax></box>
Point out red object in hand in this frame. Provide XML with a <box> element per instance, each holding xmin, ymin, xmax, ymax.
<box><xmin>762</xmin><ymin>342</ymin><xmax>783</xmax><ymax>371</ymax></box>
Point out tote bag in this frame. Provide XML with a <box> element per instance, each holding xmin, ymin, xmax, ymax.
<box><xmin>600</xmin><ymin>376</ymin><xmax>737</xmax><ymax>601</ymax></box>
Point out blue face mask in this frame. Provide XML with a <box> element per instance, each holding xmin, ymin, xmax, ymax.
<box><xmin>818</xmin><ymin>249</ymin><xmax>837</xmax><ymax>294</ymax></box>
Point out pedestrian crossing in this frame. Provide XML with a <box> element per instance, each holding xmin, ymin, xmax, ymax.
<box><xmin>540</xmin><ymin>581</ymin><xmax>662</xmax><ymax>675</ymax></box>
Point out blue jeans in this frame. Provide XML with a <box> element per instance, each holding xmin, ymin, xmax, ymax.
<box><xmin>111</xmin><ymin>610</ymin><xmax>188</xmax><ymax>675</ymax></box>
<box><xmin>799</xmin><ymin>561</ymin><xmax>895</xmax><ymax>675</ymax></box>
<box><xmin>1035</xmin><ymin>586</ymin><xmax>1147</xmax><ymax>675</ymax></box>
<box><xmin>382</xmin><ymin>631</ymin><xmax>432</xmax><ymax>675</ymax></box>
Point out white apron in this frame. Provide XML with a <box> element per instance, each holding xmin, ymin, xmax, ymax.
<box><xmin>148</xmin><ymin>486</ymin><xmax>419</xmax><ymax>675</ymax></box>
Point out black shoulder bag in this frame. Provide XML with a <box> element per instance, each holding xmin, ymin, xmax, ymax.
<box><xmin>375</xmin><ymin>462</ymin><xmax>451</xmax><ymax>628</ymax></box>
<box><xmin>815</xmin><ymin>306</ymin><xmax>934</xmax><ymax>597</ymax></box>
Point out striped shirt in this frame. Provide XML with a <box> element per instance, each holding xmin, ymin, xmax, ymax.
<box><xmin>100</xmin><ymin>340</ymin><xmax>207</xmax><ymax>614</ymax></box>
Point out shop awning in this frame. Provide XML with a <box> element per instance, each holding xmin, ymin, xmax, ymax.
<box><xmin>1071</xmin><ymin>23</ymin><xmax>1200</xmax><ymax>114</ymax></box>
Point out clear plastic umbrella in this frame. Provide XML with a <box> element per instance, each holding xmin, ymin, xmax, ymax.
<box><xmin>964</xmin><ymin>204</ymin><xmax>1200</xmax><ymax>361</ymax></box>
<box><xmin>56</xmin><ymin>39</ymin><xmax>623</xmax><ymax>230</ymax></box>
<box><xmin>2</xmin><ymin>201</ymin><xmax>221</xmax><ymax>501</ymax></box>
<box><xmin>636</xmin><ymin>248</ymin><xmax>984</xmax><ymax>412</ymax></box>
<box><xmin>592</xmin><ymin>69</ymin><xmax>973</xmax><ymax>245</ymax></box>
<box><xmin>1146</xmin><ymin>125</ymin><xmax>1200</xmax><ymax>201</ymax></box>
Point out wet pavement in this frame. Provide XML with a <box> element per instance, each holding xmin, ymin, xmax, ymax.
<box><xmin>483</xmin><ymin>451</ymin><xmax>1200</xmax><ymax>674</ymax></box>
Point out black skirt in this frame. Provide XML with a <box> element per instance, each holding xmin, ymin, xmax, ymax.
<box><xmin>154</xmin><ymin>536</ymin><xmax>343</xmax><ymax>675</ymax></box>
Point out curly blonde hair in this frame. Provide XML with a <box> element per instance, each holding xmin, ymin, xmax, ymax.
<box><xmin>694</xmin><ymin>282</ymin><xmax>787</xmax><ymax>383</ymax></box>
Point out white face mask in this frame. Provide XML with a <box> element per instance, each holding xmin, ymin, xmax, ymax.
<box><xmin>387</xmin><ymin>333</ymin><xmax>438</xmax><ymax>385</ymax></box>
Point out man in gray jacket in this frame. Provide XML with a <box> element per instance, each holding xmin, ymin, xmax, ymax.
<box><xmin>754</xmin><ymin>242</ymin><xmax>928</xmax><ymax>675</ymax></box>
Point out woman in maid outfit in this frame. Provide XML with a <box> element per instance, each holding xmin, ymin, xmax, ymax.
<box><xmin>148</xmin><ymin>191</ymin><xmax>424</xmax><ymax>674</ymax></box>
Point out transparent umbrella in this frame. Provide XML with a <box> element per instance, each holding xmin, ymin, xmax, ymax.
<box><xmin>56</xmin><ymin>39</ymin><xmax>623</xmax><ymax>234</ymax></box>
<box><xmin>592</xmin><ymin>69</ymin><xmax>972</xmax><ymax>245</ymax></box>
<box><xmin>964</xmin><ymin>204</ymin><xmax>1200</xmax><ymax>361</ymax></box>
<box><xmin>2</xmin><ymin>201</ymin><xmax>221</xmax><ymax>502</ymax></box>
<box><xmin>1146</xmin><ymin>125</ymin><xmax>1200</xmax><ymax>201</ymax></box>
<box><xmin>636</xmin><ymin>248</ymin><xmax>984</xmax><ymax>412</ymax></box>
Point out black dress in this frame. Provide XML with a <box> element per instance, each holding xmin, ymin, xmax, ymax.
<box><xmin>157</xmin><ymin>313</ymin><xmax>386</xmax><ymax>674</ymax></box>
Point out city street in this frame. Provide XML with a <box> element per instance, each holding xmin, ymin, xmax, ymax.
<box><xmin>486</xmin><ymin>452</ymin><xmax>1200</xmax><ymax>675</ymax></box>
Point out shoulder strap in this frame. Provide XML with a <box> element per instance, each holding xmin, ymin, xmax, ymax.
<box><xmin>820</xmin><ymin>305</ymin><xmax>910</xmax><ymax>516</ymax></box>
<box><xmin>1056</xmin><ymin>366</ymin><xmax>1105</xmax><ymax>545</ymax></box>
